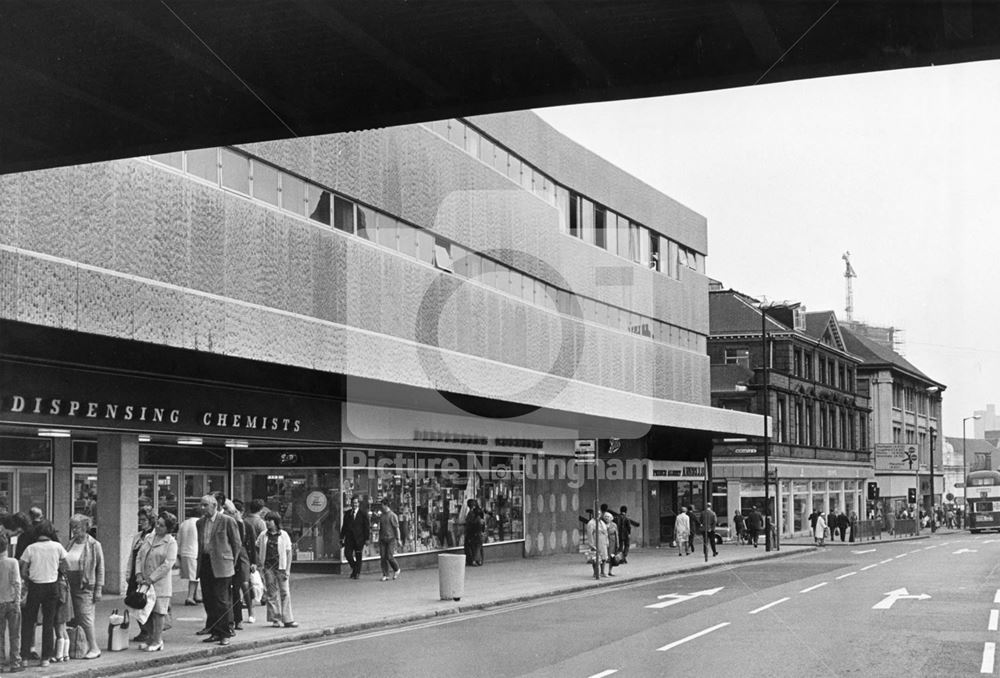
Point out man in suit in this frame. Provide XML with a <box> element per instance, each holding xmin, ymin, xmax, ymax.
<box><xmin>195</xmin><ymin>494</ymin><xmax>243</xmax><ymax>645</ymax></box>
<box><xmin>340</xmin><ymin>496</ymin><xmax>370</xmax><ymax>579</ymax></box>
<box><xmin>616</xmin><ymin>506</ymin><xmax>640</xmax><ymax>563</ymax></box>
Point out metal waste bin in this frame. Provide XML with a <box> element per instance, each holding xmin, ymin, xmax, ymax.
<box><xmin>438</xmin><ymin>553</ymin><xmax>466</xmax><ymax>601</ymax></box>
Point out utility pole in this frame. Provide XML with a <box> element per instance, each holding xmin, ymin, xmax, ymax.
<box><xmin>842</xmin><ymin>252</ymin><xmax>857</xmax><ymax>322</ymax></box>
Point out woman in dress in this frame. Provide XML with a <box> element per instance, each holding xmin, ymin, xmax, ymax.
<box><xmin>64</xmin><ymin>514</ymin><xmax>103</xmax><ymax>659</ymax></box>
<box><xmin>18</xmin><ymin>520</ymin><xmax>67</xmax><ymax>668</ymax></box>
<box><xmin>603</xmin><ymin>513</ymin><xmax>620</xmax><ymax>576</ymax></box>
<box><xmin>255</xmin><ymin>512</ymin><xmax>297</xmax><ymax>628</ymax></box>
<box><xmin>126</xmin><ymin>506</ymin><xmax>155</xmax><ymax>643</ymax></box>
<box><xmin>814</xmin><ymin>511</ymin><xmax>828</xmax><ymax>547</ymax></box>
<box><xmin>135</xmin><ymin>512</ymin><xmax>178</xmax><ymax>652</ymax></box>
<box><xmin>585</xmin><ymin>512</ymin><xmax>609</xmax><ymax>580</ymax></box>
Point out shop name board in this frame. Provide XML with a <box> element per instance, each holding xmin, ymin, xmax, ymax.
<box><xmin>647</xmin><ymin>460</ymin><xmax>706</xmax><ymax>480</ymax></box>
<box><xmin>3</xmin><ymin>394</ymin><xmax>301</xmax><ymax>433</ymax></box>
<box><xmin>413</xmin><ymin>429</ymin><xmax>544</xmax><ymax>449</ymax></box>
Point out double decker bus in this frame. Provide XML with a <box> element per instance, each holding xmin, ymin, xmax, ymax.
<box><xmin>966</xmin><ymin>470</ymin><xmax>1000</xmax><ymax>533</ymax></box>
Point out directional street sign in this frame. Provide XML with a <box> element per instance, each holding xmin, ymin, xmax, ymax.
<box><xmin>872</xmin><ymin>588</ymin><xmax>931</xmax><ymax>610</ymax></box>
<box><xmin>646</xmin><ymin>587</ymin><xmax>724</xmax><ymax>609</ymax></box>
<box><xmin>953</xmin><ymin>548</ymin><xmax>978</xmax><ymax>554</ymax></box>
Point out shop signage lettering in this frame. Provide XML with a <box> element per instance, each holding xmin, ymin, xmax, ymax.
<box><xmin>412</xmin><ymin>430</ymin><xmax>544</xmax><ymax>448</ymax></box>
<box><xmin>6</xmin><ymin>395</ymin><xmax>180</xmax><ymax>423</ymax></box>
<box><xmin>200</xmin><ymin>412</ymin><xmax>301</xmax><ymax>432</ymax></box>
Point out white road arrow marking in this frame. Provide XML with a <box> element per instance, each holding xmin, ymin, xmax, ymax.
<box><xmin>954</xmin><ymin>548</ymin><xmax>978</xmax><ymax>554</ymax></box>
<box><xmin>873</xmin><ymin>588</ymin><xmax>931</xmax><ymax>610</ymax></box>
<box><xmin>852</xmin><ymin>549</ymin><xmax>877</xmax><ymax>554</ymax></box>
<box><xmin>983</xmin><ymin>642</ymin><xmax>996</xmax><ymax>674</ymax></box>
<box><xmin>646</xmin><ymin>587</ymin><xmax>724</xmax><ymax>609</ymax></box>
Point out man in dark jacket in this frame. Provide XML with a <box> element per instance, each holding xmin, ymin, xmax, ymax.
<box><xmin>747</xmin><ymin>505</ymin><xmax>764</xmax><ymax>548</ymax></box>
<box><xmin>615</xmin><ymin>506</ymin><xmax>640</xmax><ymax>563</ymax></box>
<box><xmin>341</xmin><ymin>495</ymin><xmax>370</xmax><ymax>579</ymax></box>
<box><xmin>836</xmin><ymin>511</ymin><xmax>850</xmax><ymax>542</ymax></box>
<box><xmin>701</xmin><ymin>503</ymin><xmax>718</xmax><ymax>556</ymax></box>
<box><xmin>464</xmin><ymin>499</ymin><xmax>485</xmax><ymax>566</ymax></box>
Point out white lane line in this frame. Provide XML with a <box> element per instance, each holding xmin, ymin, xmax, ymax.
<box><xmin>800</xmin><ymin>582</ymin><xmax>828</xmax><ymax>593</ymax></box>
<box><xmin>994</xmin><ymin>589</ymin><xmax>1000</xmax><ymax>604</ymax></box>
<box><xmin>924</xmin><ymin>545</ymin><xmax>937</xmax><ymax>550</ymax></box>
<box><xmin>656</xmin><ymin>623</ymin><xmax>730</xmax><ymax>652</ymax></box>
<box><xmin>909</xmin><ymin>550</ymin><xmax>922</xmax><ymax>555</ymax></box>
<box><xmin>861</xmin><ymin>564</ymin><xmax>879</xmax><ymax>571</ymax></box>
<box><xmin>894</xmin><ymin>554</ymin><xmax>908</xmax><ymax>559</ymax></box>
<box><xmin>990</xmin><ymin>610</ymin><xmax>999</xmax><ymax>632</ymax></box>
<box><xmin>836</xmin><ymin>572</ymin><xmax>857</xmax><ymax>580</ymax></box>
<box><xmin>749</xmin><ymin>598</ymin><xmax>790</xmax><ymax>615</ymax></box>
<box><xmin>879</xmin><ymin>559</ymin><xmax>893</xmax><ymax>564</ymax></box>
<box><xmin>982</xmin><ymin>642</ymin><xmax>995</xmax><ymax>674</ymax></box>
<box><xmin>587</xmin><ymin>671</ymin><xmax>618</xmax><ymax>678</ymax></box>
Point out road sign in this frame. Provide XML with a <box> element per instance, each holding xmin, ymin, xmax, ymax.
<box><xmin>645</xmin><ymin>587</ymin><xmax>724</xmax><ymax>609</ymax></box>
<box><xmin>873</xmin><ymin>588</ymin><xmax>930</xmax><ymax>610</ymax></box>
<box><xmin>875</xmin><ymin>443</ymin><xmax>919</xmax><ymax>471</ymax></box>
<box><xmin>574</xmin><ymin>439</ymin><xmax>596</xmax><ymax>452</ymax></box>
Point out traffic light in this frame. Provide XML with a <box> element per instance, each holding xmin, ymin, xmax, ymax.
<box><xmin>908</xmin><ymin>487</ymin><xmax>917</xmax><ymax>503</ymax></box>
<box><xmin>867</xmin><ymin>482</ymin><xmax>879</xmax><ymax>500</ymax></box>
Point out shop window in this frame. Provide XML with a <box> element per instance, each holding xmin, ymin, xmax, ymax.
<box><xmin>221</xmin><ymin>148</ymin><xmax>250</xmax><ymax>194</ymax></box>
<box><xmin>252</xmin><ymin>160</ymin><xmax>281</xmax><ymax>207</ymax></box>
<box><xmin>74</xmin><ymin>471</ymin><xmax>97</xmax><ymax>525</ymax></box>
<box><xmin>72</xmin><ymin>441</ymin><xmax>97</xmax><ymax>465</ymax></box>
<box><xmin>333</xmin><ymin>195</ymin><xmax>355</xmax><ymax>233</ymax></box>
<box><xmin>183</xmin><ymin>473</ymin><xmax>227</xmax><ymax>521</ymax></box>
<box><xmin>308</xmin><ymin>189</ymin><xmax>331</xmax><ymax>226</ymax></box>
<box><xmin>18</xmin><ymin>471</ymin><xmax>48</xmax><ymax>519</ymax></box>
<box><xmin>185</xmin><ymin>148</ymin><xmax>219</xmax><ymax>183</ymax></box>
<box><xmin>0</xmin><ymin>436</ymin><xmax>52</xmax><ymax>463</ymax></box>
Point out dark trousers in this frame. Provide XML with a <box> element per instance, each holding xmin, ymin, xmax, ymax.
<box><xmin>464</xmin><ymin>538</ymin><xmax>483</xmax><ymax>566</ymax></box>
<box><xmin>621</xmin><ymin>535</ymin><xmax>631</xmax><ymax>560</ymax></box>
<box><xmin>22</xmin><ymin>581</ymin><xmax>57</xmax><ymax>660</ymax></box>
<box><xmin>706</xmin><ymin>530</ymin><xmax>718</xmax><ymax>555</ymax></box>
<box><xmin>344</xmin><ymin>540</ymin><xmax>364</xmax><ymax>576</ymax></box>
<box><xmin>200</xmin><ymin>555</ymin><xmax>233</xmax><ymax>638</ymax></box>
<box><xmin>748</xmin><ymin>527</ymin><xmax>759</xmax><ymax>547</ymax></box>
<box><xmin>379</xmin><ymin>540</ymin><xmax>399</xmax><ymax>577</ymax></box>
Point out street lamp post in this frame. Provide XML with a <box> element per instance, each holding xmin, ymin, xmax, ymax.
<box><xmin>963</xmin><ymin>414</ymin><xmax>982</xmax><ymax>525</ymax></box>
<box><xmin>761</xmin><ymin>302</ymin><xmax>771</xmax><ymax>552</ymax></box>
<box><xmin>928</xmin><ymin>425</ymin><xmax>937</xmax><ymax>532</ymax></box>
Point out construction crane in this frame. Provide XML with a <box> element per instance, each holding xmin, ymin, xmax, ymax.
<box><xmin>842</xmin><ymin>252</ymin><xmax>857</xmax><ymax>321</ymax></box>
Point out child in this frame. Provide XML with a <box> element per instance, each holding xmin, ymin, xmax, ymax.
<box><xmin>0</xmin><ymin>532</ymin><xmax>23</xmax><ymax>671</ymax></box>
<box><xmin>53</xmin><ymin>571</ymin><xmax>71</xmax><ymax>662</ymax></box>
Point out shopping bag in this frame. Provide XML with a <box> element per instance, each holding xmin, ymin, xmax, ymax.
<box><xmin>107</xmin><ymin>608</ymin><xmax>130</xmax><ymax>652</ymax></box>
<box><xmin>69</xmin><ymin>624</ymin><xmax>88</xmax><ymax>659</ymax></box>
<box><xmin>250</xmin><ymin>569</ymin><xmax>264</xmax><ymax>604</ymax></box>
<box><xmin>134</xmin><ymin>586</ymin><xmax>156</xmax><ymax>626</ymax></box>
<box><xmin>584</xmin><ymin>549</ymin><xmax>597</xmax><ymax>565</ymax></box>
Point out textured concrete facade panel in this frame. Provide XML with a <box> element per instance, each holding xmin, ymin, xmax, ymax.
<box><xmin>15</xmin><ymin>254</ymin><xmax>78</xmax><ymax>329</ymax></box>
<box><xmin>75</xmin><ymin>267</ymin><xmax>134</xmax><ymax>338</ymax></box>
<box><xmin>0</xmin><ymin>176</ymin><xmax>18</xmax><ymax>245</ymax></box>
<box><xmin>188</xmin><ymin>186</ymin><xmax>226</xmax><ymax>293</ymax></box>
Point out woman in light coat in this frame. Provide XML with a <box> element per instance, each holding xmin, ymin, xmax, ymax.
<box><xmin>65</xmin><ymin>514</ymin><xmax>104</xmax><ymax>659</ymax></box>
<box><xmin>674</xmin><ymin>506</ymin><xmax>691</xmax><ymax>556</ymax></box>
<box><xmin>603</xmin><ymin>513</ymin><xmax>620</xmax><ymax>576</ymax></box>
<box><xmin>585</xmin><ymin>514</ymin><xmax>609</xmax><ymax>580</ymax></box>
<box><xmin>814</xmin><ymin>512</ymin><xmax>827</xmax><ymax>547</ymax></box>
<box><xmin>135</xmin><ymin>512</ymin><xmax>178</xmax><ymax>652</ymax></box>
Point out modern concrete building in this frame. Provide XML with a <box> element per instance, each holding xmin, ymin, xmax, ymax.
<box><xmin>709</xmin><ymin>287</ymin><xmax>871</xmax><ymax>538</ymax></box>
<box><xmin>0</xmin><ymin>112</ymin><xmax>760</xmax><ymax>591</ymax></box>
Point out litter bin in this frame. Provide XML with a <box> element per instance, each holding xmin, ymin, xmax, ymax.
<box><xmin>438</xmin><ymin>553</ymin><xmax>466</xmax><ymax>601</ymax></box>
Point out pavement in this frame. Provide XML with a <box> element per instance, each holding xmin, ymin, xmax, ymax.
<box><xmin>26</xmin><ymin>528</ymin><xmax>951</xmax><ymax>677</ymax></box>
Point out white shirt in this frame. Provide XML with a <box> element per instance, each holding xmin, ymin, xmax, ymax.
<box><xmin>20</xmin><ymin>540</ymin><xmax>68</xmax><ymax>584</ymax></box>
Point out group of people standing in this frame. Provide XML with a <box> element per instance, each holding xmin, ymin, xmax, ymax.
<box><xmin>582</xmin><ymin>505</ymin><xmax>639</xmax><ymax>580</ymax></box>
<box><xmin>673</xmin><ymin>503</ymin><xmax>727</xmax><ymax>556</ymax></box>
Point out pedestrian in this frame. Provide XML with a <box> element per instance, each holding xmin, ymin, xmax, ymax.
<box><xmin>702</xmin><ymin>503</ymin><xmax>718</xmax><ymax>557</ymax></box>
<box><xmin>814</xmin><ymin>512</ymin><xmax>827</xmax><ymax>546</ymax></box>
<box><xmin>578</xmin><ymin>509</ymin><xmax>594</xmax><ymax>546</ymax></box>
<box><xmin>732</xmin><ymin>510</ymin><xmax>746</xmax><ymax>544</ymax></box>
<box><xmin>255</xmin><ymin>512</ymin><xmax>297</xmax><ymax>628</ymax></box>
<box><xmin>604</xmin><ymin>513</ymin><xmax>620</xmax><ymax>575</ymax></box>
<box><xmin>232</xmin><ymin>500</ymin><xmax>259</xmax><ymax>625</ymax></box>
<box><xmin>463</xmin><ymin>500</ymin><xmax>485</xmax><ymax>566</ymax></box>
<box><xmin>13</xmin><ymin>508</ymin><xmax>43</xmax><ymax>560</ymax></box>
<box><xmin>14</xmin><ymin>508</ymin><xmax>42</xmax><ymax>664</ymax></box>
<box><xmin>849</xmin><ymin>511</ymin><xmax>858</xmax><ymax>542</ymax></box>
<box><xmin>18</xmin><ymin>520</ymin><xmax>66</xmax><ymax>668</ymax></box>
<box><xmin>176</xmin><ymin>507</ymin><xmax>202</xmax><ymax>606</ymax></box>
<box><xmin>195</xmin><ymin>494</ymin><xmax>242</xmax><ymax>646</ymax></box>
<box><xmin>616</xmin><ymin>506</ymin><xmax>639</xmax><ymax>563</ymax></box>
<box><xmin>674</xmin><ymin>506</ymin><xmax>691</xmax><ymax>556</ymax></box>
<box><xmin>747</xmin><ymin>505</ymin><xmax>764</xmax><ymax>548</ymax></box>
<box><xmin>52</xmin><ymin>568</ymin><xmax>70</xmax><ymax>663</ymax></box>
<box><xmin>221</xmin><ymin>499</ymin><xmax>253</xmax><ymax>631</ymax></box>
<box><xmin>64</xmin><ymin>514</ymin><xmax>103</xmax><ymax>660</ymax></box>
<box><xmin>135</xmin><ymin>512</ymin><xmax>178</xmax><ymax>652</ymax></box>
<box><xmin>687</xmin><ymin>505</ymin><xmax>699</xmax><ymax>554</ymax></box>
<box><xmin>340</xmin><ymin>496</ymin><xmax>369</xmax><ymax>580</ymax></box>
<box><xmin>836</xmin><ymin>511</ymin><xmax>849</xmax><ymax>542</ymax></box>
<box><xmin>377</xmin><ymin>499</ymin><xmax>401</xmax><ymax>582</ymax></box>
<box><xmin>0</xmin><ymin>532</ymin><xmax>22</xmax><ymax>672</ymax></box>
<box><xmin>586</xmin><ymin>512</ymin><xmax>608</xmax><ymax>579</ymax></box>
<box><xmin>125</xmin><ymin>507</ymin><xmax>155</xmax><ymax>622</ymax></box>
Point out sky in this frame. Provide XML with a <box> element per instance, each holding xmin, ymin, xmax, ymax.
<box><xmin>534</xmin><ymin>59</ymin><xmax>1000</xmax><ymax>437</ymax></box>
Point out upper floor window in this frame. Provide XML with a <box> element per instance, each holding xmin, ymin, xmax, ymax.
<box><xmin>725</xmin><ymin>348</ymin><xmax>750</xmax><ymax>368</ymax></box>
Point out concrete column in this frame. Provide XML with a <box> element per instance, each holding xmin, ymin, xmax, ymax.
<box><xmin>52</xmin><ymin>437</ymin><xmax>73</xmax><ymax>538</ymax></box>
<box><xmin>96</xmin><ymin>434</ymin><xmax>138</xmax><ymax>595</ymax></box>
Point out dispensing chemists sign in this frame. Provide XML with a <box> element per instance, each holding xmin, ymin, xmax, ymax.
<box><xmin>874</xmin><ymin>443</ymin><xmax>919</xmax><ymax>472</ymax></box>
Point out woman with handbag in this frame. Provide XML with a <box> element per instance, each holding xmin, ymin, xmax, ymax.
<box><xmin>134</xmin><ymin>512</ymin><xmax>178</xmax><ymax>652</ymax></box>
<box><xmin>65</xmin><ymin>514</ymin><xmax>104</xmax><ymax>660</ymax></box>
<box><xmin>18</xmin><ymin>520</ymin><xmax>67</xmax><ymax>668</ymax></box>
<box><xmin>604</xmin><ymin>513</ymin><xmax>620</xmax><ymax>576</ymax></box>
<box><xmin>125</xmin><ymin>506</ymin><xmax>154</xmax><ymax>644</ymax></box>
<box><xmin>255</xmin><ymin>512</ymin><xmax>297</xmax><ymax>628</ymax></box>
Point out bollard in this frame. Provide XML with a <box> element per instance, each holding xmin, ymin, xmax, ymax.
<box><xmin>438</xmin><ymin>553</ymin><xmax>466</xmax><ymax>601</ymax></box>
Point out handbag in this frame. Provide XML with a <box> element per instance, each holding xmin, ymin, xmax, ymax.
<box><xmin>584</xmin><ymin>549</ymin><xmax>597</xmax><ymax>565</ymax></box>
<box><xmin>124</xmin><ymin>583</ymin><xmax>148</xmax><ymax>610</ymax></box>
<box><xmin>107</xmin><ymin>608</ymin><xmax>130</xmax><ymax>652</ymax></box>
<box><xmin>250</xmin><ymin>569</ymin><xmax>264</xmax><ymax>604</ymax></box>
<box><xmin>69</xmin><ymin>624</ymin><xmax>88</xmax><ymax>659</ymax></box>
